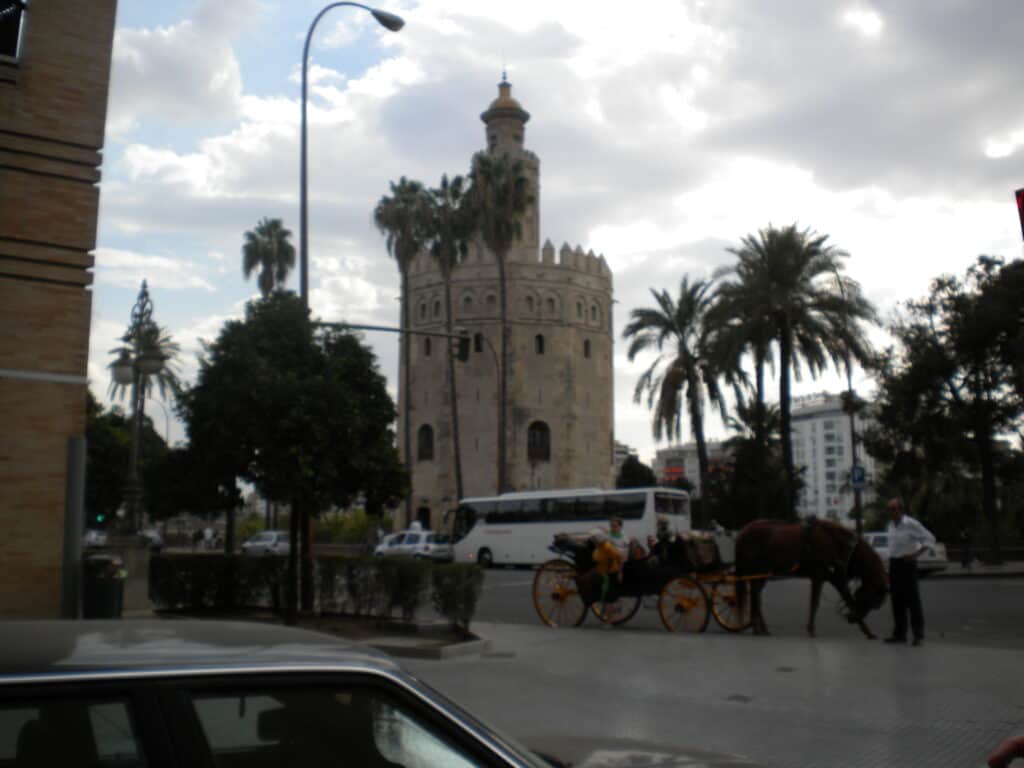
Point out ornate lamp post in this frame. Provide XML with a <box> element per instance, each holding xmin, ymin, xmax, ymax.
<box><xmin>111</xmin><ymin>280</ymin><xmax>165</xmax><ymax>533</ymax></box>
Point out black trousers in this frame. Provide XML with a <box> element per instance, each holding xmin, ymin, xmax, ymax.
<box><xmin>889</xmin><ymin>557</ymin><xmax>924</xmax><ymax>640</ymax></box>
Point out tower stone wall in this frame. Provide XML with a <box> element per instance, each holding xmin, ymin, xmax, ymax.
<box><xmin>398</xmin><ymin>82</ymin><xmax>615</xmax><ymax>530</ymax></box>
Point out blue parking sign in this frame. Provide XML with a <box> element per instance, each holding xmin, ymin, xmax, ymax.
<box><xmin>850</xmin><ymin>465</ymin><xmax>867</xmax><ymax>489</ymax></box>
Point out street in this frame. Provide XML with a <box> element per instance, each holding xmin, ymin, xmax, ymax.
<box><xmin>400</xmin><ymin>570</ymin><xmax>1024</xmax><ymax>768</ymax></box>
<box><xmin>474</xmin><ymin>568</ymin><xmax>1024</xmax><ymax>650</ymax></box>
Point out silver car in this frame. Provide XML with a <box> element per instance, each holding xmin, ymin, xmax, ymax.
<box><xmin>863</xmin><ymin>531</ymin><xmax>949</xmax><ymax>575</ymax></box>
<box><xmin>0</xmin><ymin>621</ymin><xmax>549</xmax><ymax>767</ymax></box>
<box><xmin>241</xmin><ymin>529</ymin><xmax>290</xmax><ymax>556</ymax></box>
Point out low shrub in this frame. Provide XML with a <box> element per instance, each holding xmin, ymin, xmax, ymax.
<box><xmin>149</xmin><ymin>554</ymin><xmax>286</xmax><ymax>613</ymax></box>
<box><xmin>430</xmin><ymin>563</ymin><xmax>484</xmax><ymax>632</ymax></box>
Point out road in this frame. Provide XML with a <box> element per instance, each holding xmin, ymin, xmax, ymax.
<box><xmin>475</xmin><ymin>568</ymin><xmax>1024</xmax><ymax>649</ymax></box>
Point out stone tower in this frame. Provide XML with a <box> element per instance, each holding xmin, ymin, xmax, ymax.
<box><xmin>400</xmin><ymin>80</ymin><xmax>615</xmax><ymax>529</ymax></box>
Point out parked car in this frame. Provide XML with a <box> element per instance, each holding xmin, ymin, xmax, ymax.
<box><xmin>423</xmin><ymin>533</ymin><xmax>454</xmax><ymax>562</ymax></box>
<box><xmin>82</xmin><ymin>529</ymin><xmax>107</xmax><ymax>548</ymax></box>
<box><xmin>241</xmin><ymin>530</ymin><xmax>290</xmax><ymax>556</ymax></box>
<box><xmin>0</xmin><ymin>620</ymin><xmax>549</xmax><ymax>767</ymax></box>
<box><xmin>139</xmin><ymin>527</ymin><xmax>164</xmax><ymax>552</ymax></box>
<box><xmin>863</xmin><ymin>531</ymin><xmax>949</xmax><ymax>575</ymax></box>
<box><xmin>374</xmin><ymin>532</ymin><xmax>406</xmax><ymax>556</ymax></box>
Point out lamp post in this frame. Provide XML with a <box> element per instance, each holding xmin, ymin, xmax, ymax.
<box><xmin>299</xmin><ymin>2</ymin><xmax>405</xmax><ymax>309</ymax></box>
<box><xmin>111</xmin><ymin>280</ymin><xmax>165</xmax><ymax>533</ymax></box>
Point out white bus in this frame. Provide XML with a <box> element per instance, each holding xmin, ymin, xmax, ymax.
<box><xmin>451</xmin><ymin>487</ymin><xmax>690</xmax><ymax>567</ymax></box>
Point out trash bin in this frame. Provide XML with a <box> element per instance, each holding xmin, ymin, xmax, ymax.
<box><xmin>82</xmin><ymin>554</ymin><xmax>125</xmax><ymax>619</ymax></box>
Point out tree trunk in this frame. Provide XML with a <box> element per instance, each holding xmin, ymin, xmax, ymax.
<box><xmin>285</xmin><ymin>498</ymin><xmax>299</xmax><ymax>625</ymax></box>
<box><xmin>264</xmin><ymin>498</ymin><xmax>271</xmax><ymax>529</ymax></box>
<box><xmin>496</xmin><ymin>250</ymin><xmax>509</xmax><ymax>493</ymax></box>
<box><xmin>443</xmin><ymin>275</ymin><xmax>464</xmax><ymax>502</ymax></box>
<box><xmin>753</xmin><ymin>347</ymin><xmax>767</xmax><ymax>520</ymax></box>
<box><xmin>778</xmin><ymin>326</ymin><xmax>797</xmax><ymax>520</ymax></box>
<box><xmin>977</xmin><ymin>429</ymin><xmax>1002</xmax><ymax>563</ymax></box>
<box><xmin>300</xmin><ymin>508</ymin><xmax>314</xmax><ymax>611</ymax></box>
<box><xmin>225</xmin><ymin>506</ymin><xmax>236</xmax><ymax>555</ymax></box>
<box><xmin>689</xmin><ymin>380</ymin><xmax>710</xmax><ymax>527</ymax></box>
<box><xmin>400</xmin><ymin>269</ymin><xmax>413</xmax><ymax>526</ymax></box>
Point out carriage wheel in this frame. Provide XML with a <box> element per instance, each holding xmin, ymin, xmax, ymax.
<box><xmin>710</xmin><ymin>579</ymin><xmax>752</xmax><ymax>633</ymax></box>
<box><xmin>590</xmin><ymin>594</ymin><xmax>642</xmax><ymax>626</ymax></box>
<box><xmin>657</xmin><ymin>577</ymin><xmax>709</xmax><ymax>633</ymax></box>
<box><xmin>533</xmin><ymin>559</ymin><xmax>587</xmax><ymax>628</ymax></box>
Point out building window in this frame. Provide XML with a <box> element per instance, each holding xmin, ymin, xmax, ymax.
<box><xmin>486</xmin><ymin>294</ymin><xmax>497</xmax><ymax>312</ymax></box>
<box><xmin>474</xmin><ymin>333</ymin><xmax>483</xmax><ymax>353</ymax></box>
<box><xmin>590</xmin><ymin>304</ymin><xmax>598</xmax><ymax>322</ymax></box>
<box><xmin>0</xmin><ymin>1</ymin><xmax>25</xmax><ymax>59</ymax></box>
<box><xmin>418</xmin><ymin>302</ymin><xmax>427</xmax><ymax>322</ymax></box>
<box><xmin>527</xmin><ymin>421</ymin><xmax>551</xmax><ymax>462</ymax></box>
<box><xmin>462</xmin><ymin>295</ymin><xmax>473</xmax><ymax>313</ymax></box>
<box><xmin>576</xmin><ymin>301</ymin><xmax>583</xmax><ymax>319</ymax></box>
<box><xmin>424</xmin><ymin>337</ymin><xmax>431</xmax><ymax>357</ymax></box>
<box><xmin>433</xmin><ymin>299</ymin><xmax>441</xmax><ymax>318</ymax></box>
<box><xmin>583</xmin><ymin>339</ymin><xmax>591</xmax><ymax>358</ymax></box>
<box><xmin>417</xmin><ymin>425</ymin><xmax>434</xmax><ymax>461</ymax></box>
<box><xmin>546</xmin><ymin>297</ymin><xmax>556</xmax><ymax>314</ymax></box>
<box><xmin>535</xmin><ymin>335</ymin><xmax>545</xmax><ymax>354</ymax></box>
<box><xmin>823</xmin><ymin>420</ymin><xmax>836</xmax><ymax>430</ymax></box>
<box><xmin>526</xmin><ymin>296</ymin><xmax>535</xmax><ymax>312</ymax></box>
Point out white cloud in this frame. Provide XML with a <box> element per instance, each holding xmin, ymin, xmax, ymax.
<box><xmin>842</xmin><ymin>8</ymin><xmax>884</xmax><ymax>38</ymax></box>
<box><xmin>94</xmin><ymin>247</ymin><xmax>216</xmax><ymax>292</ymax></box>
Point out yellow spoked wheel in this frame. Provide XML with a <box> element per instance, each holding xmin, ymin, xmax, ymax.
<box><xmin>590</xmin><ymin>594</ymin><xmax>642</xmax><ymax>626</ymax></box>
<box><xmin>533</xmin><ymin>559</ymin><xmax>587</xmax><ymax>627</ymax></box>
<box><xmin>658</xmin><ymin>577</ymin><xmax>709</xmax><ymax>633</ymax></box>
<box><xmin>710</xmin><ymin>580</ymin><xmax>752</xmax><ymax>632</ymax></box>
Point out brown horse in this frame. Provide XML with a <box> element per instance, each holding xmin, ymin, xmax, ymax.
<box><xmin>735</xmin><ymin>519</ymin><xmax>888</xmax><ymax>638</ymax></box>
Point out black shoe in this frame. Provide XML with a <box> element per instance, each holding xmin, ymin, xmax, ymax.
<box><xmin>912</xmin><ymin>637</ymin><xmax>923</xmax><ymax>647</ymax></box>
<box><xmin>883</xmin><ymin>636</ymin><xmax>907</xmax><ymax>644</ymax></box>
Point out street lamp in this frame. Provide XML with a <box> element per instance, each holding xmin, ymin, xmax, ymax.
<box><xmin>113</xmin><ymin>280</ymin><xmax>165</xmax><ymax>533</ymax></box>
<box><xmin>299</xmin><ymin>2</ymin><xmax>405</xmax><ymax>310</ymax></box>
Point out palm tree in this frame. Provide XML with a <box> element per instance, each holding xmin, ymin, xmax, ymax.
<box><xmin>108</xmin><ymin>321</ymin><xmax>181</xmax><ymax>403</ymax></box>
<box><xmin>424</xmin><ymin>174</ymin><xmax>477</xmax><ymax>501</ymax></box>
<box><xmin>374</xmin><ymin>177</ymin><xmax>429</xmax><ymax>524</ymax></box>
<box><xmin>623</xmin><ymin>277</ymin><xmax>727</xmax><ymax>516</ymax></box>
<box><xmin>723</xmin><ymin>224</ymin><xmax>877</xmax><ymax>517</ymax></box>
<box><xmin>242</xmin><ymin>217</ymin><xmax>297</xmax><ymax>297</ymax></box>
<box><xmin>467</xmin><ymin>152</ymin><xmax>533</xmax><ymax>493</ymax></box>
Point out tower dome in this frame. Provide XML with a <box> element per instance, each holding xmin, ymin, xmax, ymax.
<box><xmin>480</xmin><ymin>74</ymin><xmax>530</xmax><ymax>153</ymax></box>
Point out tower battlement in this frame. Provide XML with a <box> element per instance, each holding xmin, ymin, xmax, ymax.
<box><xmin>409</xmin><ymin>239</ymin><xmax>611</xmax><ymax>280</ymax></box>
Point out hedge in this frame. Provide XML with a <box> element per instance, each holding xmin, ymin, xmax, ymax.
<box><xmin>151</xmin><ymin>554</ymin><xmax>484</xmax><ymax>629</ymax></box>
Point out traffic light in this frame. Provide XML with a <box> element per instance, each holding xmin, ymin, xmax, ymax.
<box><xmin>1016</xmin><ymin>188</ymin><xmax>1024</xmax><ymax>241</ymax></box>
<box><xmin>456</xmin><ymin>334</ymin><xmax>470</xmax><ymax>362</ymax></box>
<box><xmin>96</xmin><ymin>513</ymin><xmax>106</xmax><ymax>523</ymax></box>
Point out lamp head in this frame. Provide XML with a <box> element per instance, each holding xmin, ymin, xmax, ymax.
<box><xmin>371</xmin><ymin>8</ymin><xmax>404</xmax><ymax>31</ymax></box>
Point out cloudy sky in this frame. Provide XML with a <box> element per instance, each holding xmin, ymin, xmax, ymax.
<box><xmin>90</xmin><ymin>0</ymin><xmax>1024</xmax><ymax>464</ymax></box>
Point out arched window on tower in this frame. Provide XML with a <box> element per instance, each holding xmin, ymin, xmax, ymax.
<box><xmin>417</xmin><ymin>425</ymin><xmax>434</xmax><ymax>461</ymax></box>
<box><xmin>527</xmin><ymin>421</ymin><xmax>551</xmax><ymax>463</ymax></box>
<box><xmin>535</xmin><ymin>335</ymin><xmax>545</xmax><ymax>355</ymax></box>
<box><xmin>546</xmin><ymin>297</ymin><xmax>556</xmax><ymax>315</ymax></box>
<box><xmin>526</xmin><ymin>296</ymin><xmax>535</xmax><ymax>313</ymax></box>
<box><xmin>474</xmin><ymin>333</ymin><xmax>483</xmax><ymax>353</ymax></box>
<box><xmin>462</xmin><ymin>295</ymin><xmax>474</xmax><ymax>314</ymax></box>
<box><xmin>486</xmin><ymin>294</ymin><xmax>497</xmax><ymax>313</ymax></box>
<box><xmin>419</xmin><ymin>302</ymin><xmax>428</xmax><ymax>322</ymax></box>
<box><xmin>590</xmin><ymin>304</ymin><xmax>598</xmax><ymax>322</ymax></box>
<box><xmin>576</xmin><ymin>301</ymin><xmax>583</xmax><ymax>319</ymax></box>
<box><xmin>424</xmin><ymin>337</ymin><xmax>431</xmax><ymax>357</ymax></box>
<box><xmin>433</xmin><ymin>299</ymin><xmax>442</xmax><ymax>319</ymax></box>
<box><xmin>583</xmin><ymin>339</ymin><xmax>591</xmax><ymax>359</ymax></box>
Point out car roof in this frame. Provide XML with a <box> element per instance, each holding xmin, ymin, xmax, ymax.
<box><xmin>0</xmin><ymin>620</ymin><xmax>399</xmax><ymax>680</ymax></box>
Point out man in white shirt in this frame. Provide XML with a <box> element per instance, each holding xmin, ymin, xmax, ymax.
<box><xmin>884</xmin><ymin>498</ymin><xmax>936</xmax><ymax>646</ymax></box>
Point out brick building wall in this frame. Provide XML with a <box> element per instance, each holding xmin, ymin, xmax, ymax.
<box><xmin>0</xmin><ymin>1</ymin><xmax>118</xmax><ymax>617</ymax></box>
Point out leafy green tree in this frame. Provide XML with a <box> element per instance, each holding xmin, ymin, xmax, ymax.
<box><xmin>468</xmin><ymin>152</ymin><xmax>533</xmax><ymax>492</ymax></box>
<box><xmin>720</xmin><ymin>401</ymin><xmax>790</xmax><ymax>527</ymax></box>
<box><xmin>616</xmin><ymin>455</ymin><xmax>657</xmax><ymax>489</ymax></box>
<box><xmin>181</xmin><ymin>293</ymin><xmax>408</xmax><ymax>613</ymax></box>
<box><xmin>375</xmin><ymin>177</ymin><xmax>429</xmax><ymax>522</ymax></box>
<box><xmin>242</xmin><ymin>217</ymin><xmax>297</xmax><ymax>297</ymax></box>
<box><xmin>623</xmin><ymin>277</ymin><xmax>727</xmax><ymax>510</ymax></box>
<box><xmin>867</xmin><ymin>256</ymin><xmax>1024</xmax><ymax>558</ymax></box>
<box><xmin>85</xmin><ymin>390</ymin><xmax>168</xmax><ymax>527</ymax></box>
<box><xmin>720</xmin><ymin>225</ymin><xmax>877</xmax><ymax>517</ymax></box>
<box><xmin>424</xmin><ymin>174</ymin><xmax>477</xmax><ymax>501</ymax></box>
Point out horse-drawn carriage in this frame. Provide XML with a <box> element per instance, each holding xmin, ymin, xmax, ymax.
<box><xmin>532</xmin><ymin>519</ymin><xmax>890</xmax><ymax>637</ymax></box>
<box><xmin>531</xmin><ymin>529</ymin><xmax>759</xmax><ymax>633</ymax></box>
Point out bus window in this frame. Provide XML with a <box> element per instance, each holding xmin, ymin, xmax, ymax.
<box><xmin>577</xmin><ymin>496</ymin><xmax>606</xmax><ymax>521</ymax></box>
<box><xmin>552</xmin><ymin>496</ymin><xmax>577</xmax><ymax>522</ymax></box>
<box><xmin>453</xmin><ymin>502</ymin><xmax>494</xmax><ymax>541</ymax></box>
<box><xmin>655</xmin><ymin>493</ymin><xmax>688</xmax><ymax>517</ymax></box>
<box><xmin>607</xmin><ymin>493</ymin><xmax>646</xmax><ymax>520</ymax></box>
<box><xmin>521</xmin><ymin>498</ymin><xmax>543</xmax><ymax>521</ymax></box>
<box><xmin>488</xmin><ymin>500</ymin><xmax>523</xmax><ymax>524</ymax></box>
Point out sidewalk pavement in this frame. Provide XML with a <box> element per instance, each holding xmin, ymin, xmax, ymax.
<box><xmin>403</xmin><ymin>621</ymin><xmax>1023</xmax><ymax>768</ymax></box>
<box><xmin>929</xmin><ymin>561</ymin><xmax>1024</xmax><ymax>579</ymax></box>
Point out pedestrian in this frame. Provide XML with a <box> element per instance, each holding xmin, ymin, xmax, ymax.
<box><xmin>883</xmin><ymin>498</ymin><xmax>935</xmax><ymax>647</ymax></box>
